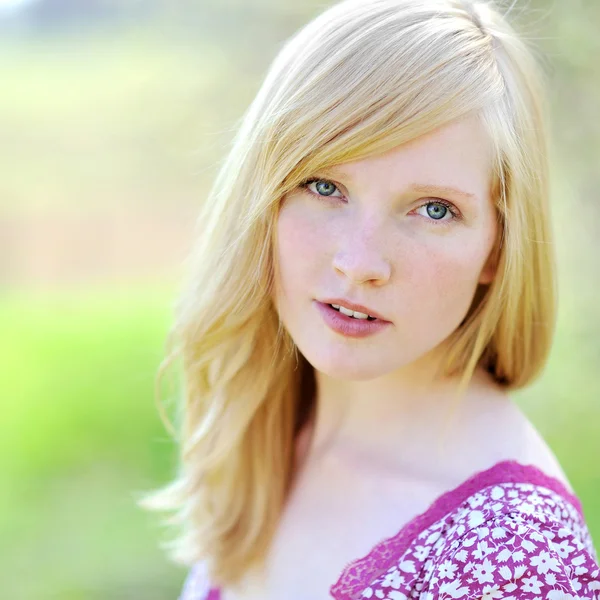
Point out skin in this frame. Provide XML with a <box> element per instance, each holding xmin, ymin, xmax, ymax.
<box><xmin>273</xmin><ymin>114</ymin><xmax>506</xmax><ymax>472</ymax></box>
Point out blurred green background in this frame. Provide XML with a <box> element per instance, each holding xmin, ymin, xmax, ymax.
<box><xmin>1</xmin><ymin>0</ymin><xmax>598</xmax><ymax>598</ymax></box>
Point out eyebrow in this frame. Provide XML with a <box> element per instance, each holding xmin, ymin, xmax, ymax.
<box><xmin>410</xmin><ymin>183</ymin><xmax>477</xmax><ymax>203</ymax></box>
<box><xmin>316</xmin><ymin>168</ymin><xmax>478</xmax><ymax>203</ymax></box>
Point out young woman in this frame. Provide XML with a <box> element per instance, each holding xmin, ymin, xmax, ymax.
<box><xmin>140</xmin><ymin>0</ymin><xmax>600</xmax><ymax>598</ymax></box>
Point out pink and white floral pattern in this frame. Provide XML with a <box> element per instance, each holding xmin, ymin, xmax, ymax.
<box><xmin>179</xmin><ymin>461</ymin><xmax>600</xmax><ymax>600</ymax></box>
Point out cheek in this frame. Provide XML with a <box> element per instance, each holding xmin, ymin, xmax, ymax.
<box><xmin>399</xmin><ymin>236</ymin><xmax>492</xmax><ymax>312</ymax></box>
<box><xmin>274</xmin><ymin>200</ymin><xmax>324</xmax><ymax>299</ymax></box>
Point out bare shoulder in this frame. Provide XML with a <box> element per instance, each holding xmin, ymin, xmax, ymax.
<box><xmin>452</xmin><ymin>372</ymin><xmax>575</xmax><ymax>494</ymax></box>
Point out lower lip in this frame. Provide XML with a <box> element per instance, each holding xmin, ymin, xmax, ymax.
<box><xmin>314</xmin><ymin>301</ymin><xmax>391</xmax><ymax>338</ymax></box>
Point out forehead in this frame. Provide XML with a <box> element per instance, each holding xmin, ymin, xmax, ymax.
<box><xmin>319</xmin><ymin>115</ymin><xmax>494</xmax><ymax>202</ymax></box>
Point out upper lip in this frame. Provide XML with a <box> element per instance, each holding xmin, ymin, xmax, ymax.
<box><xmin>318</xmin><ymin>298</ymin><xmax>390</xmax><ymax>322</ymax></box>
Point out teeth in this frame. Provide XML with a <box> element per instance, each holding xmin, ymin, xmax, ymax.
<box><xmin>330</xmin><ymin>304</ymin><xmax>373</xmax><ymax>320</ymax></box>
<box><xmin>350</xmin><ymin>311</ymin><xmax>370</xmax><ymax>320</ymax></box>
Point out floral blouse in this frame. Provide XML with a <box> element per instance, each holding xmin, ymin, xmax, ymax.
<box><xmin>179</xmin><ymin>460</ymin><xmax>600</xmax><ymax>599</ymax></box>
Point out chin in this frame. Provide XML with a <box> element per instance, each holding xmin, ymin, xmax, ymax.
<box><xmin>299</xmin><ymin>344</ymin><xmax>403</xmax><ymax>381</ymax></box>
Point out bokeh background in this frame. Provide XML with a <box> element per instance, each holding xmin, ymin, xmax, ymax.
<box><xmin>1</xmin><ymin>0</ymin><xmax>599</xmax><ymax>598</ymax></box>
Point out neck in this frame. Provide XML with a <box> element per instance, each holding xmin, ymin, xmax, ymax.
<box><xmin>297</xmin><ymin>362</ymin><xmax>505</xmax><ymax>479</ymax></box>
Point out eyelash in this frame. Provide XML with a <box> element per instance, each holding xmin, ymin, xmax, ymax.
<box><xmin>298</xmin><ymin>177</ymin><xmax>462</xmax><ymax>223</ymax></box>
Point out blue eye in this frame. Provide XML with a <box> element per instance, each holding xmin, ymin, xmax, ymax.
<box><xmin>416</xmin><ymin>200</ymin><xmax>460</xmax><ymax>223</ymax></box>
<box><xmin>427</xmin><ymin>204</ymin><xmax>446</xmax><ymax>219</ymax></box>
<box><xmin>298</xmin><ymin>178</ymin><xmax>343</xmax><ymax>199</ymax></box>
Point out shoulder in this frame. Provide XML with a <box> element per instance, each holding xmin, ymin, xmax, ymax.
<box><xmin>456</xmin><ymin>383</ymin><xmax>575</xmax><ymax>495</ymax></box>
<box><xmin>425</xmin><ymin>482</ymin><xmax>600</xmax><ymax>599</ymax></box>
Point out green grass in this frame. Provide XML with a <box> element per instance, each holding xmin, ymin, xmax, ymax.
<box><xmin>0</xmin><ymin>287</ymin><xmax>186</xmax><ymax>599</ymax></box>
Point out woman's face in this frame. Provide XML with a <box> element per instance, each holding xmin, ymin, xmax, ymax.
<box><xmin>273</xmin><ymin>115</ymin><xmax>499</xmax><ymax>381</ymax></box>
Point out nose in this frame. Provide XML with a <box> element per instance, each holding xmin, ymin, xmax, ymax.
<box><xmin>331</xmin><ymin>228</ymin><xmax>392</xmax><ymax>285</ymax></box>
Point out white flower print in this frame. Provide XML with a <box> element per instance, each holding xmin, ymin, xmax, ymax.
<box><xmin>571</xmin><ymin>554</ymin><xmax>585</xmax><ymax>567</ymax></box>
<box><xmin>557</xmin><ymin>527</ymin><xmax>573</xmax><ymax>539</ymax></box>
<box><xmin>514</xmin><ymin>564</ymin><xmax>527</xmax><ymax>579</ymax></box>
<box><xmin>381</xmin><ymin>569</ymin><xmax>404</xmax><ymax>589</ymax></box>
<box><xmin>425</xmin><ymin>531</ymin><xmax>441</xmax><ymax>545</ymax></box>
<box><xmin>481</xmin><ymin>584</ymin><xmax>504</xmax><ymax>599</ymax></box>
<box><xmin>497</xmin><ymin>549</ymin><xmax>512</xmax><ymax>562</ymax></box>
<box><xmin>492</xmin><ymin>526</ymin><xmax>507</xmax><ymax>539</ymax></box>
<box><xmin>530</xmin><ymin>530</ymin><xmax>547</xmax><ymax>544</ymax></box>
<box><xmin>413</xmin><ymin>545</ymin><xmax>430</xmax><ymax>561</ymax></box>
<box><xmin>547</xmin><ymin>592</ymin><xmax>578</xmax><ymax>600</ymax></box>
<box><xmin>438</xmin><ymin>560</ymin><xmax>458</xmax><ymax>580</ymax></box>
<box><xmin>545</xmin><ymin>573</ymin><xmax>557</xmax><ymax>585</ymax></box>
<box><xmin>530</xmin><ymin>550</ymin><xmax>561</xmax><ymax>574</ymax></box>
<box><xmin>398</xmin><ymin>560</ymin><xmax>416</xmax><ymax>573</ymax></box>
<box><xmin>387</xmin><ymin>592</ymin><xmax>407</xmax><ymax>600</ymax></box>
<box><xmin>472</xmin><ymin>559</ymin><xmax>496</xmax><ymax>584</ymax></box>
<box><xmin>553</xmin><ymin>539</ymin><xmax>575</xmax><ymax>559</ymax></box>
<box><xmin>518</xmin><ymin>502</ymin><xmax>535</xmax><ymax>515</ymax></box>
<box><xmin>473</xmin><ymin>541</ymin><xmax>492</xmax><ymax>560</ymax></box>
<box><xmin>528</xmin><ymin>491</ymin><xmax>546</xmax><ymax>506</ymax></box>
<box><xmin>537</xmin><ymin>512</ymin><xmax>550</xmax><ymax>525</ymax></box>
<box><xmin>470</xmin><ymin>492</ymin><xmax>486</xmax><ymax>508</ymax></box>
<box><xmin>512</xmin><ymin>550</ymin><xmax>525</xmax><ymax>562</ymax></box>
<box><xmin>491</xmin><ymin>486</ymin><xmax>505</xmax><ymax>500</ymax></box>
<box><xmin>514</xmin><ymin>520</ymin><xmax>527</xmax><ymax>533</ymax></box>
<box><xmin>439</xmin><ymin>579</ymin><xmax>470</xmax><ymax>598</ymax></box>
<box><xmin>468</xmin><ymin>511</ymin><xmax>486</xmax><ymax>528</ymax></box>
<box><xmin>454</xmin><ymin>549</ymin><xmax>468</xmax><ymax>563</ymax></box>
<box><xmin>520</xmin><ymin>575</ymin><xmax>542</xmax><ymax>594</ymax></box>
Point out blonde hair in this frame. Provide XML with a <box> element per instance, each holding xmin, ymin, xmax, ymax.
<box><xmin>138</xmin><ymin>0</ymin><xmax>556</xmax><ymax>588</ymax></box>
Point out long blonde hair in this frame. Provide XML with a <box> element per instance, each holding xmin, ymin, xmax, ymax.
<box><xmin>139</xmin><ymin>0</ymin><xmax>556</xmax><ymax>588</ymax></box>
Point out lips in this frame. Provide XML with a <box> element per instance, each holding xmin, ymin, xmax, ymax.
<box><xmin>319</xmin><ymin>298</ymin><xmax>390</xmax><ymax>322</ymax></box>
<box><xmin>314</xmin><ymin>301</ymin><xmax>391</xmax><ymax>338</ymax></box>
